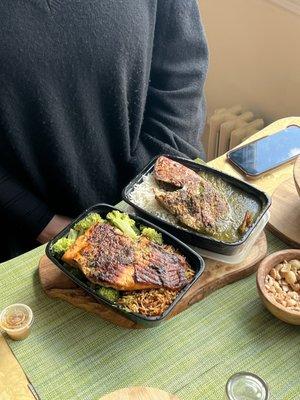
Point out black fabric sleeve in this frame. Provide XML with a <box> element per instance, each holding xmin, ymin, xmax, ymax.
<box><xmin>129</xmin><ymin>0</ymin><xmax>209</xmax><ymax>172</ymax></box>
<box><xmin>0</xmin><ymin>165</ymin><xmax>54</xmax><ymax>238</ymax></box>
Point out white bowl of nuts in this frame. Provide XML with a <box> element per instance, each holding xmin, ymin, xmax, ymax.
<box><xmin>256</xmin><ymin>249</ymin><xmax>300</xmax><ymax>325</ymax></box>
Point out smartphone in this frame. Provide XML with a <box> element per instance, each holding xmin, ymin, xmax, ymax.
<box><xmin>227</xmin><ymin>125</ymin><xmax>300</xmax><ymax>178</ymax></box>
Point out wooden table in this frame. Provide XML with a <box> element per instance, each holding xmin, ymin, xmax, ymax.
<box><xmin>1</xmin><ymin>116</ymin><xmax>299</xmax><ymax>400</ymax></box>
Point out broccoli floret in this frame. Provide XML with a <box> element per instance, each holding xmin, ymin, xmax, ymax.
<box><xmin>140</xmin><ymin>226</ymin><xmax>163</xmax><ymax>244</ymax></box>
<box><xmin>97</xmin><ymin>287</ymin><xmax>120</xmax><ymax>302</ymax></box>
<box><xmin>106</xmin><ymin>210</ymin><xmax>139</xmax><ymax>240</ymax></box>
<box><xmin>51</xmin><ymin>237</ymin><xmax>75</xmax><ymax>257</ymax></box>
<box><xmin>67</xmin><ymin>228</ymin><xmax>78</xmax><ymax>241</ymax></box>
<box><xmin>51</xmin><ymin>228</ymin><xmax>78</xmax><ymax>257</ymax></box>
<box><xmin>74</xmin><ymin>213</ymin><xmax>102</xmax><ymax>234</ymax></box>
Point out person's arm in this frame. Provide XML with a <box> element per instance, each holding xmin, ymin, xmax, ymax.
<box><xmin>130</xmin><ymin>0</ymin><xmax>208</xmax><ymax>172</ymax></box>
<box><xmin>0</xmin><ymin>165</ymin><xmax>70</xmax><ymax>243</ymax></box>
<box><xmin>36</xmin><ymin>214</ymin><xmax>71</xmax><ymax>244</ymax></box>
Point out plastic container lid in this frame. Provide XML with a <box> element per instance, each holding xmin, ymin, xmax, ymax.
<box><xmin>191</xmin><ymin>211</ymin><xmax>270</xmax><ymax>264</ymax></box>
<box><xmin>226</xmin><ymin>372</ymin><xmax>269</xmax><ymax>400</ymax></box>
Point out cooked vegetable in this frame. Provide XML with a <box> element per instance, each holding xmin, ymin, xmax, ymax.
<box><xmin>106</xmin><ymin>210</ymin><xmax>139</xmax><ymax>240</ymax></box>
<box><xmin>140</xmin><ymin>226</ymin><xmax>163</xmax><ymax>244</ymax></box>
<box><xmin>97</xmin><ymin>287</ymin><xmax>120</xmax><ymax>302</ymax></box>
<box><xmin>73</xmin><ymin>213</ymin><xmax>103</xmax><ymax>233</ymax></box>
<box><xmin>51</xmin><ymin>237</ymin><xmax>75</xmax><ymax>257</ymax></box>
<box><xmin>51</xmin><ymin>229</ymin><xmax>78</xmax><ymax>257</ymax></box>
<box><xmin>67</xmin><ymin>228</ymin><xmax>78</xmax><ymax>241</ymax></box>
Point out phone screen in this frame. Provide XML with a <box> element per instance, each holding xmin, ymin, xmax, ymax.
<box><xmin>228</xmin><ymin>125</ymin><xmax>300</xmax><ymax>175</ymax></box>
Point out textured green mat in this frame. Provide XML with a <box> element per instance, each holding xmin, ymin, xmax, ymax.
<box><xmin>0</xmin><ymin>231</ymin><xmax>299</xmax><ymax>400</ymax></box>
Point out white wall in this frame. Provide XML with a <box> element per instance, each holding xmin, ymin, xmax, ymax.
<box><xmin>200</xmin><ymin>0</ymin><xmax>300</xmax><ymax>124</ymax></box>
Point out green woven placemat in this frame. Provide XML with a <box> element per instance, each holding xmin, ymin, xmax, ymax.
<box><xmin>0</xmin><ymin>231</ymin><xmax>299</xmax><ymax>400</ymax></box>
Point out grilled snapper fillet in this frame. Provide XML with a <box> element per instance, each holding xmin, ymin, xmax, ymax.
<box><xmin>154</xmin><ymin>185</ymin><xmax>229</xmax><ymax>234</ymax></box>
<box><xmin>154</xmin><ymin>156</ymin><xmax>229</xmax><ymax>233</ymax></box>
<box><xmin>62</xmin><ymin>222</ymin><xmax>191</xmax><ymax>291</ymax></box>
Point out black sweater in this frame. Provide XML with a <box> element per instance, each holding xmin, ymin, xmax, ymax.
<box><xmin>0</xmin><ymin>0</ymin><xmax>208</xmax><ymax>258</ymax></box>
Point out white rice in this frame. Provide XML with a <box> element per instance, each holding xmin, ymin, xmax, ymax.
<box><xmin>128</xmin><ymin>173</ymin><xmax>178</xmax><ymax>225</ymax></box>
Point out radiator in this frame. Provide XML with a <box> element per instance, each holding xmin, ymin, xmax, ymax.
<box><xmin>204</xmin><ymin>105</ymin><xmax>264</xmax><ymax>161</ymax></box>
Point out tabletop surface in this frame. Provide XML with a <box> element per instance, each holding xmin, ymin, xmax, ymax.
<box><xmin>1</xmin><ymin>117</ymin><xmax>299</xmax><ymax>400</ymax></box>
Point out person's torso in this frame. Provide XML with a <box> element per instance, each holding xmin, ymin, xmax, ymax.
<box><xmin>0</xmin><ymin>0</ymin><xmax>157</xmax><ymax>214</ymax></box>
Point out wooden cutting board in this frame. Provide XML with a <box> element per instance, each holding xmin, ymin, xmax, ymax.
<box><xmin>99</xmin><ymin>387</ymin><xmax>179</xmax><ymax>400</ymax></box>
<box><xmin>268</xmin><ymin>178</ymin><xmax>300</xmax><ymax>248</ymax></box>
<box><xmin>39</xmin><ymin>232</ymin><xmax>267</xmax><ymax>329</ymax></box>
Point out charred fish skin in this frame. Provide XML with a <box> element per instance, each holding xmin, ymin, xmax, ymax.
<box><xmin>62</xmin><ymin>222</ymin><xmax>192</xmax><ymax>292</ymax></box>
<box><xmin>154</xmin><ymin>156</ymin><xmax>203</xmax><ymax>187</ymax></box>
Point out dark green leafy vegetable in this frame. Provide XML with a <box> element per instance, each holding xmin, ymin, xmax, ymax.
<box><xmin>106</xmin><ymin>210</ymin><xmax>139</xmax><ymax>240</ymax></box>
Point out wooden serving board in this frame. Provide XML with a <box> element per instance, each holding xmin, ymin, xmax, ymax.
<box><xmin>39</xmin><ymin>232</ymin><xmax>267</xmax><ymax>329</ymax></box>
<box><xmin>268</xmin><ymin>178</ymin><xmax>300</xmax><ymax>248</ymax></box>
<box><xmin>99</xmin><ymin>387</ymin><xmax>179</xmax><ymax>400</ymax></box>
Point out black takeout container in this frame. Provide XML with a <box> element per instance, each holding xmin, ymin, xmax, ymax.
<box><xmin>122</xmin><ymin>154</ymin><xmax>272</xmax><ymax>256</ymax></box>
<box><xmin>46</xmin><ymin>204</ymin><xmax>205</xmax><ymax>328</ymax></box>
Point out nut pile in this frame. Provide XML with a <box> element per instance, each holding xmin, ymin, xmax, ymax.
<box><xmin>264</xmin><ymin>259</ymin><xmax>300</xmax><ymax>311</ymax></box>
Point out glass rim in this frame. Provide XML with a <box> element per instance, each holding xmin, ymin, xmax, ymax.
<box><xmin>226</xmin><ymin>371</ymin><xmax>269</xmax><ymax>400</ymax></box>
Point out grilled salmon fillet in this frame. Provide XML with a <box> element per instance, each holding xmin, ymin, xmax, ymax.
<box><xmin>154</xmin><ymin>157</ymin><xmax>229</xmax><ymax>234</ymax></box>
<box><xmin>62</xmin><ymin>223</ymin><xmax>191</xmax><ymax>291</ymax></box>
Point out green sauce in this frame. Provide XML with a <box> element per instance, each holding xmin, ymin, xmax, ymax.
<box><xmin>197</xmin><ymin>171</ymin><xmax>261</xmax><ymax>243</ymax></box>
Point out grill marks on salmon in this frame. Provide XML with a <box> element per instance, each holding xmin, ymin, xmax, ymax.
<box><xmin>62</xmin><ymin>223</ymin><xmax>190</xmax><ymax>291</ymax></box>
<box><xmin>134</xmin><ymin>237</ymin><xmax>188</xmax><ymax>288</ymax></box>
<box><xmin>154</xmin><ymin>156</ymin><xmax>230</xmax><ymax>234</ymax></box>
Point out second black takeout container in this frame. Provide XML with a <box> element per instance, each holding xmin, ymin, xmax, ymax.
<box><xmin>46</xmin><ymin>204</ymin><xmax>205</xmax><ymax>328</ymax></box>
<box><xmin>122</xmin><ymin>154</ymin><xmax>272</xmax><ymax>256</ymax></box>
